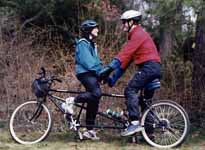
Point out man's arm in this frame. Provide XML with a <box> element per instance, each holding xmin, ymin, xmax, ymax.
<box><xmin>117</xmin><ymin>33</ymin><xmax>146</xmax><ymax>69</ymax></box>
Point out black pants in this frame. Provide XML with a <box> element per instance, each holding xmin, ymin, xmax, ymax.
<box><xmin>124</xmin><ymin>61</ymin><xmax>161</xmax><ymax>121</ymax></box>
<box><xmin>76</xmin><ymin>72</ymin><xmax>101</xmax><ymax>130</ymax></box>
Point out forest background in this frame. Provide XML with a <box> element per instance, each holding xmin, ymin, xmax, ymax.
<box><xmin>0</xmin><ymin>0</ymin><xmax>205</xmax><ymax>133</ymax></box>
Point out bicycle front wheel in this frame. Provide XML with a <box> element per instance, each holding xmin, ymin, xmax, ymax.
<box><xmin>9</xmin><ymin>101</ymin><xmax>52</xmax><ymax>144</ymax></box>
<box><xmin>141</xmin><ymin>100</ymin><xmax>190</xmax><ymax>148</ymax></box>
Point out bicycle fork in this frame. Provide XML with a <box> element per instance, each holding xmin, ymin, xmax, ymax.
<box><xmin>28</xmin><ymin>102</ymin><xmax>44</xmax><ymax>123</ymax></box>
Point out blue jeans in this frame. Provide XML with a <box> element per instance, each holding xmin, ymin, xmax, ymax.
<box><xmin>124</xmin><ymin>61</ymin><xmax>161</xmax><ymax>121</ymax></box>
<box><xmin>76</xmin><ymin>72</ymin><xmax>102</xmax><ymax>130</ymax></box>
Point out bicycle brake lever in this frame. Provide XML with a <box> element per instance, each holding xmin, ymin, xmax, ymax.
<box><xmin>38</xmin><ymin>67</ymin><xmax>46</xmax><ymax>78</ymax></box>
<box><xmin>51</xmin><ymin>76</ymin><xmax>62</xmax><ymax>83</ymax></box>
<box><xmin>55</xmin><ymin>78</ymin><xmax>62</xmax><ymax>83</ymax></box>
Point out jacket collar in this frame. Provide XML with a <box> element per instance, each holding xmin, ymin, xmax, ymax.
<box><xmin>128</xmin><ymin>25</ymin><xmax>141</xmax><ymax>40</ymax></box>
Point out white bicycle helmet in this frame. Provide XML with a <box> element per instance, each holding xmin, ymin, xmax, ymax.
<box><xmin>120</xmin><ymin>10</ymin><xmax>142</xmax><ymax>21</ymax></box>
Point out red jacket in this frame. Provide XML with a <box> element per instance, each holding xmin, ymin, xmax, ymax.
<box><xmin>116</xmin><ymin>25</ymin><xmax>161</xmax><ymax>69</ymax></box>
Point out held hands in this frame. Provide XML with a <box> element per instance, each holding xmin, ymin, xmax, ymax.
<box><xmin>99</xmin><ymin>58</ymin><xmax>121</xmax><ymax>80</ymax></box>
<box><xmin>107</xmin><ymin>67</ymin><xmax>125</xmax><ymax>87</ymax></box>
<box><xmin>98</xmin><ymin>66</ymin><xmax>113</xmax><ymax>81</ymax></box>
<box><xmin>99</xmin><ymin>75</ymin><xmax>118</xmax><ymax>87</ymax></box>
<box><xmin>98</xmin><ymin>58</ymin><xmax>123</xmax><ymax>86</ymax></box>
<box><xmin>99</xmin><ymin>75</ymin><xmax>115</xmax><ymax>86</ymax></box>
<box><xmin>107</xmin><ymin>77</ymin><xmax>116</xmax><ymax>87</ymax></box>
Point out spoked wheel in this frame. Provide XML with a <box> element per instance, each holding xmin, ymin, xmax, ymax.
<box><xmin>141</xmin><ymin>100</ymin><xmax>190</xmax><ymax>148</ymax></box>
<box><xmin>9</xmin><ymin>101</ymin><xmax>52</xmax><ymax>144</ymax></box>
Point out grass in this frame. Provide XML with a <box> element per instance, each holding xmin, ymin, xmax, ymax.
<box><xmin>0</xmin><ymin>127</ymin><xmax>205</xmax><ymax>150</ymax></box>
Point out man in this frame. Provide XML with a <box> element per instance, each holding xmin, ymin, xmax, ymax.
<box><xmin>99</xmin><ymin>10</ymin><xmax>161</xmax><ymax>136</ymax></box>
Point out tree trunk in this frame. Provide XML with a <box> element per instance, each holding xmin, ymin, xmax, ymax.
<box><xmin>159</xmin><ymin>29</ymin><xmax>173</xmax><ymax>61</ymax></box>
<box><xmin>159</xmin><ymin>1</ymin><xmax>183</xmax><ymax>62</ymax></box>
<box><xmin>192</xmin><ymin>4</ymin><xmax>205</xmax><ymax>127</ymax></box>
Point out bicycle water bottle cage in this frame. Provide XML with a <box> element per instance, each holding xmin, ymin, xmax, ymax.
<box><xmin>145</xmin><ymin>79</ymin><xmax>160</xmax><ymax>91</ymax></box>
<box><xmin>32</xmin><ymin>78</ymin><xmax>50</xmax><ymax>98</ymax></box>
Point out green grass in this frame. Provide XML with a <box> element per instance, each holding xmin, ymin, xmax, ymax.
<box><xmin>0</xmin><ymin>128</ymin><xmax>205</xmax><ymax>150</ymax></box>
<box><xmin>182</xmin><ymin>127</ymin><xmax>205</xmax><ymax>150</ymax></box>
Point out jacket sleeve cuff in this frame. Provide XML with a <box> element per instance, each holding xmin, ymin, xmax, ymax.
<box><xmin>108</xmin><ymin>58</ymin><xmax>121</xmax><ymax>69</ymax></box>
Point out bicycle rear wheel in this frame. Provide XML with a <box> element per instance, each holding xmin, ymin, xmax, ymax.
<box><xmin>9</xmin><ymin>101</ymin><xmax>52</xmax><ymax>144</ymax></box>
<box><xmin>141</xmin><ymin>100</ymin><xmax>190</xmax><ymax>148</ymax></box>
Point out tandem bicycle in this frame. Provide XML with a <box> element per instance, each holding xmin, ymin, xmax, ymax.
<box><xmin>9</xmin><ymin>67</ymin><xmax>190</xmax><ymax>148</ymax></box>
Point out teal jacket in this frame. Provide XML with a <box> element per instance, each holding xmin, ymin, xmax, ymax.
<box><xmin>75</xmin><ymin>38</ymin><xmax>103</xmax><ymax>75</ymax></box>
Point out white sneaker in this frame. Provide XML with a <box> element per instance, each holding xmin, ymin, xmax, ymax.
<box><xmin>121</xmin><ymin>121</ymin><xmax>143</xmax><ymax>136</ymax></box>
<box><xmin>83</xmin><ymin>130</ymin><xmax>100</xmax><ymax>140</ymax></box>
<box><xmin>62</xmin><ymin>97</ymin><xmax>75</xmax><ymax>114</ymax></box>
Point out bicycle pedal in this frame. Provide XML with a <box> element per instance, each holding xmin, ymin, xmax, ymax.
<box><xmin>69</xmin><ymin>119</ymin><xmax>80</xmax><ymax>131</ymax></box>
<box><xmin>78</xmin><ymin>131</ymin><xmax>83</xmax><ymax>140</ymax></box>
<box><xmin>130</xmin><ymin>135</ymin><xmax>142</xmax><ymax>143</ymax></box>
<box><xmin>131</xmin><ymin>136</ymin><xmax>137</xmax><ymax>143</ymax></box>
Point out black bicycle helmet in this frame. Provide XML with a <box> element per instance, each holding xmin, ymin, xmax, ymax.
<box><xmin>80</xmin><ymin>20</ymin><xmax>98</xmax><ymax>33</ymax></box>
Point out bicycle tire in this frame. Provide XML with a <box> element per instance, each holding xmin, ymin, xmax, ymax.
<box><xmin>9</xmin><ymin>101</ymin><xmax>52</xmax><ymax>144</ymax></box>
<box><xmin>141</xmin><ymin>100</ymin><xmax>190</xmax><ymax>148</ymax></box>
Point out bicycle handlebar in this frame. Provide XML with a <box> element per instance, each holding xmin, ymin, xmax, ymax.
<box><xmin>37</xmin><ymin>67</ymin><xmax>62</xmax><ymax>84</ymax></box>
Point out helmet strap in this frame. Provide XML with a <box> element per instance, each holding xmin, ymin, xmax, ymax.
<box><xmin>128</xmin><ymin>20</ymin><xmax>134</xmax><ymax>32</ymax></box>
<box><xmin>82</xmin><ymin>30</ymin><xmax>94</xmax><ymax>41</ymax></box>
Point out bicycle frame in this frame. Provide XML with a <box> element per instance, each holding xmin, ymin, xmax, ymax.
<box><xmin>31</xmin><ymin>86</ymin><xmax>162</xmax><ymax>132</ymax></box>
<box><xmin>39</xmin><ymin>88</ymin><xmax>129</xmax><ymax>130</ymax></box>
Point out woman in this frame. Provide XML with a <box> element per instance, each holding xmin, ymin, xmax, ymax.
<box><xmin>65</xmin><ymin>20</ymin><xmax>103</xmax><ymax>140</ymax></box>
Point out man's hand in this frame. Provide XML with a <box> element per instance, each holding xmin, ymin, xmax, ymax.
<box><xmin>107</xmin><ymin>77</ymin><xmax>115</xmax><ymax>87</ymax></box>
<box><xmin>107</xmin><ymin>67</ymin><xmax>125</xmax><ymax>87</ymax></box>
